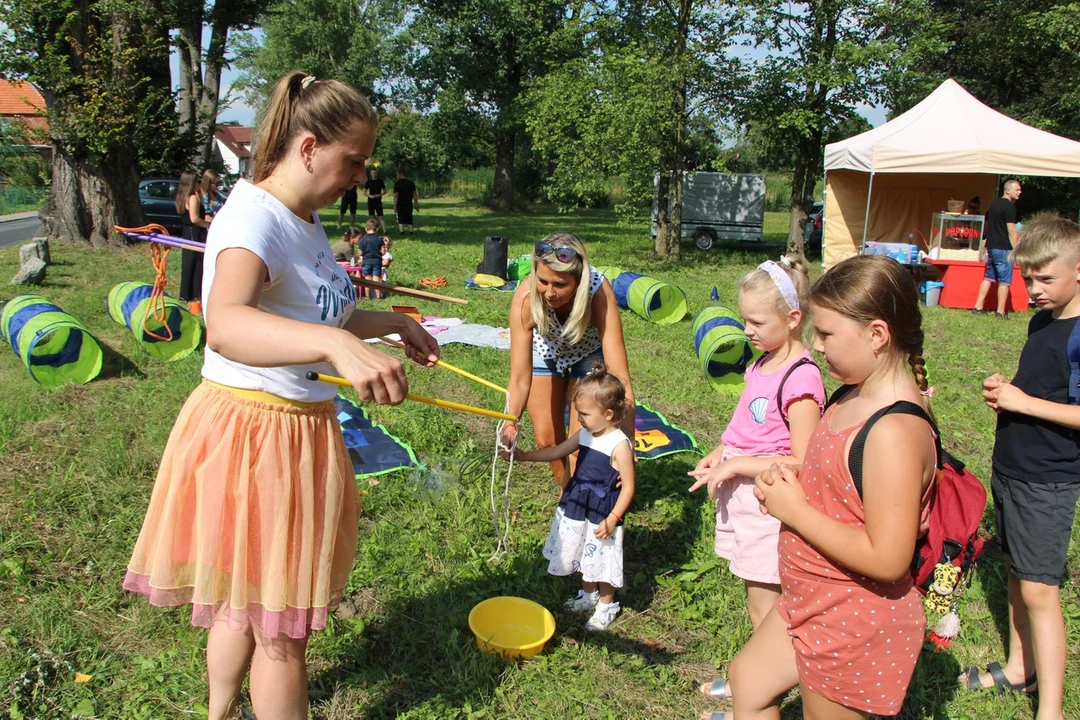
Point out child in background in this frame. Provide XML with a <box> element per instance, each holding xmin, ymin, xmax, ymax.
<box><xmin>967</xmin><ymin>214</ymin><xmax>1080</xmax><ymax>719</ymax></box>
<box><xmin>513</xmin><ymin>365</ymin><xmax>635</xmax><ymax>632</ymax></box>
<box><xmin>358</xmin><ymin>218</ymin><xmax>385</xmax><ymax>298</ymax></box>
<box><xmin>689</xmin><ymin>256</ymin><xmax>824</xmax><ymax>709</ymax></box>
<box><xmin>381</xmin><ymin>236</ymin><xmax>393</xmax><ymax>283</ymax></box>
<box><xmin>331</xmin><ymin>226</ymin><xmax>362</xmax><ymax>264</ymax></box>
<box><xmin>726</xmin><ymin>255</ymin><xmax>938</xmax><ymax>720</ymax></box>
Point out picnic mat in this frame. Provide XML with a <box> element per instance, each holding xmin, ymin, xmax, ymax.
<box><xmin>335</xmin><ymin>395</ymin><xmax>419</xmax><ymax>478</ymax></box>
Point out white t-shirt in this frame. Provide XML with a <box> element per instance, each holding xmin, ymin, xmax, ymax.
<box><xmin>201</xmin><ymin>180</ymin><xmax>357</xmax><ymax>402</ymax></box>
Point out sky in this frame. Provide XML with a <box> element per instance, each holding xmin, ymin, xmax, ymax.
<box><xmin>185</xmin><ymin>28</ymin><xmax>890</xmax><ymax>130</ymax></box>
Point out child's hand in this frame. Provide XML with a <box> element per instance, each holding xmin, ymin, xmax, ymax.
<box><xmin>688</xmin><ymin>445</ymin><xmax>725</xmax><ymax>482</ymax></box>
<box><xmin>754</xmin><ymin>463</ymin><xmax>807</xmax><ymax>524</ymax></box>
<box><xmin>988</xmin><ymin>381</ymin><xmax>1029</xmax><ymax>414</ymax></box>
<box><xmin>594</xmin><ymin>516</ymin><xmax>616</xmax><ymax>539</ymax></box>
<box><xmin>688</xmin><ymin>460</ymin><xmax>740</xmax><ymax>500</ymax></box>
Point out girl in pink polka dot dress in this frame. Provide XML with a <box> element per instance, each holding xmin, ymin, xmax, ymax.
<box><xmin>724</xmin><ymin>256</ymin><xmax>938</xmax><ymax>720</ymax></box>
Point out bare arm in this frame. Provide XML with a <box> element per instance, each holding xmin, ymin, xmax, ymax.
<box><xmin>1008</xmin><ymin>222</ymin><xmax>1018</xmax><ymax>247</ymax></box>
<box><xmin>187</xmin><ymin>195</ymin><xmax>211</xmax><ymax>229</ymax></box>
<box><xmin>516</xmin><ymin>433</ymin><xmax>580</xmax><ymax>463</ymax></box>
<box><xmin>206</xmin><ymin>248</ymin><xmax>410</xmax><ymax>404</ymax></box>
<box><xmin>689</xmin><ymin>397</ymin><xmax>820</xmax><ymax>494</ymax></box>
<box><xmin>506</xmin><ymin>286</ymin><xmax>535</xmax><ymax>421</ymax></box>
<box><xmin>591</xmin><ymin>281</ymin><xmax>635</xmax><ymax>434</ymax></box>
<box><xmin>607</xmin><ymin>441</ymin><xmax>635</xmax><ymax>520</ymax></box>
<box><xmin>756</xmin><ymin>414</ymin><xmax>934</xmax><ymax>583</ymax></box>
<box><xmin>986</xmin><ymin>374</ymin><xmax>1080</xmax><ymax>430</ymax></box>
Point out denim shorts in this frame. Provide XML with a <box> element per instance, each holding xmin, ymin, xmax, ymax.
<box><xmin>532</xmin><ymin>348</ymin><xmax>604</xmax><ymax>379</ymax></box>
<box><xmin>361</xmin><ymin>263</ymin><xmax>381</xmax><ymax>277</ymax></box>
<box><xmin>984</xmin><ymin>248</ymin><xmax>1013</xmax><ymax>284</ymax></box>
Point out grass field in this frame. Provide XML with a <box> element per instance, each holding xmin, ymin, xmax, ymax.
<box><xmin>0</xmin><ymin>198</ymin><xmax>1077</xmax><ymax>719</ymax></box>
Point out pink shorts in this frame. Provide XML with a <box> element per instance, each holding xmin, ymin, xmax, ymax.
<box><xmin>714</xmin><ymin>446</ymin><xmax>782</xmax><ymax>584</ymax></box>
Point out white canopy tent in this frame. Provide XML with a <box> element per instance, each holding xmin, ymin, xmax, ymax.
<box><xmin>821</xmin><ymin>78</ymin><xmax>1080</xmax><ymax>267</ymax></box>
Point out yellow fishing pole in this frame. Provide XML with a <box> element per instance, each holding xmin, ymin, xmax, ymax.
<box><xmin>377</xmin><ymin>336</ymin><xmax>507</xmax><ymax>394</ymax></box>
<box><xmin>305</xmin><ymin>371</ymin><xmax>515</xmax><ymax>421</ymax></box>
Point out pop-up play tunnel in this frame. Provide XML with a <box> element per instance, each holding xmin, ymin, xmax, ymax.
<box><xmin>598</xmin><ymin>267</ymin><xmax>688</xmax><ymax>324</ymax></box>
<box><xmin>1</xmin><ymin>295</ymin><xmax>103</xmax><ymax>385</ymax></box>
<box><xmin>107</xmin><ymin>282</ymin><xmax>202</xmax><ymax>362</ymax></box>
<box><xmin>692</xmin><ymin>306</ymin><xmax>756</xmax><ymax>393</ymax></box>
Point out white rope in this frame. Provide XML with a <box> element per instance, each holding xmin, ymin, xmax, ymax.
<box><xmin>489</xmin><ymin>395</ymin><xmax>516</xmax><ymax>561</ymax></box>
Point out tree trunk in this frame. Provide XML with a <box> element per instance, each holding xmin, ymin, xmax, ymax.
<box><xmin>198</xmin><ymin>14</ymin><xmax>230</xmax><ymax>169</ymax></box>
<box><xmin>493</xmin><ymin>126</ymin><xmax>515</xmax><ymax>210</ymax></box>
<box><xmin>655</xmin><ymin>171</ymin><xmax>670</xmax><ymax>255</ymax></box>
<box><xmin>665</xmin><ymin>0</ymin><xmax>692</xmax><ymax>261</ymax></box>
<box><xmin>176</xmin><ymin>21</ymin><xmax>201</xmax><ymax>135</ymax></box>
<box><xmin>41</xmin><ymin>146</ymin><xmax>143</xmax><ymax>247</ymax></box>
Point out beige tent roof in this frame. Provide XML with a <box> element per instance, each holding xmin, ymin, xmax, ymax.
<box><xmin>824</xmin><ymin>79</ymin><xmax>1080</xmax><ymax>177</ymax></box>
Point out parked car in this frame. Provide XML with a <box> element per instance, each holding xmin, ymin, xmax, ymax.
<box><xmin>138</xmin><ymin>178</ymin><xmax>182</xmax><ymax>236</ymax></box>
<box><xmin>803</xmin><ymin>200</ymin><xmax>824</xmax><ymax>255</ymax></box>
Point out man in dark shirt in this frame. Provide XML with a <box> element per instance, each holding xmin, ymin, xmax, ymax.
<box><xmin>973</xmin><ymin>179</ymin><xmax>1022</xmax><ymax>318</ymax></box>
<box><xmin>364</xmin><ymin>168</ymin><xmax>387</xmax><ymax>233</ymax></box>
<box><xmin>337</xmin><ymin>184</ymin><xmax>358</xmax><ymax>229</ymax></box>
<box><xmin>394</xmin><ymin>169</ymin><xmax>419</xmax><ymax>234</ymax></box>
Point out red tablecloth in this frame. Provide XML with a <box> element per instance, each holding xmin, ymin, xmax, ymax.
<box><xmin>926</xmin><ymin>259</ymin><xmax>1029</xmax><ymax>313</ymax></box>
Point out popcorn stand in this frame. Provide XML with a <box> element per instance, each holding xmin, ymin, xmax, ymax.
<box><xmin>821</xmin><ymin>78</ymin><xmax>1080</xmax><ymax>317</ymax></box>
<box><xmin>925</xmin><ymin>207</ymin><xmax>1029</xmax><ymax>311</ymax></box>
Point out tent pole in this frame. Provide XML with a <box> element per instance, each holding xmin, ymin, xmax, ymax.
<box><xmin>860</xmin><ymin>172</ymin><xmax>875</xmax><ymax>251</ymax></box>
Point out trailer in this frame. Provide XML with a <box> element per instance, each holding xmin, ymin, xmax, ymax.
<box><xmin>652</xmin><ymin>172</ymin><xmax>766</xmax><ymax>250</ymax></box>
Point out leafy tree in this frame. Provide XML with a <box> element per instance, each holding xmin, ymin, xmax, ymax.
<box><xmin>738</xmin><ymin>0</ymin><xmax>945</xmax><ymax>255</ymax></box>
<box><xmin>232</xmin><ymin>0</ymin><xmax>406</xmax><ymax>110</ymax></box>
<box><xmin>171</xmin><ymin>0</ymin><xmax>270</xmax><ymax>170</ymax></box>
<box><xmin>0</xmin><ymin>0</ymin><xmax>181</xmax><ymax>245</ymax></box>
<box><xmin>526</xmin><ymin>0</ymin><xmax>741</xmax><ymax>258</ymax></box>
<box><xmin>374</xmin><ymin>106</ymin><xmax>451</xmax><ymax>180</ymax></box>
<box><xmin>407</xmin><ymin>0</ymin><xmax>577</xmax><ymax>210</ymax></box>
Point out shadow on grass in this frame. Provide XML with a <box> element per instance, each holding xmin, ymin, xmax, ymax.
<box><xmin>96</xmin><ymin>340</ymin><xmax>145</xmax><ymax>380</ymax></box>
<box><xmin>308</xmin><ymin>551</ymin><xmax>678</xmax><ymax>718</ymax></box>
<box><xmin>308</xmin><ymin>455</ymin><xmax>703</xmax><ymax>717</ymax></box>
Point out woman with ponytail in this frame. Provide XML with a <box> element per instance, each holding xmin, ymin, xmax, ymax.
<box><xmin>124</xmin><ymin>72</ymin><xmax>439</xmax><ymax>720</ymax></box>
<box><xmin>723</xmin><ymin>255</ymin><xmax>938</xmax><ymax>720</ymax></box>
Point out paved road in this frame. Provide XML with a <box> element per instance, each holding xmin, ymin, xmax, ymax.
<box><xmin>0</xmin><ymin>217</ymin><xmax>43</xmax><ymax>249</ymax></box>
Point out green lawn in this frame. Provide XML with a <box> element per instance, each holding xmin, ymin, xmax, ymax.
<box><xmin>0</xmin><ymin>198</ymin><xmax>1076</xmax><ymax>719</ymax></box>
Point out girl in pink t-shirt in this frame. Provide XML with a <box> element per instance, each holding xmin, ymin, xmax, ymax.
<box><xmin>690</xmin><ymin>256</ymin><xmax>824</xmax><ymax>708</ymax></box>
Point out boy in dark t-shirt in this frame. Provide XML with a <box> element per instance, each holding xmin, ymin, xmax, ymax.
<box><xmin>969</xmin><ymin>215</ymin><xmax>1080</xmax><ymax>715</ymax></box>
<box><xmin>364</xmin><ymin>168</ymin><xmax>387</xmax><ymax>233</ymax></box>
<box><xmin>358</xmin><ymin>218</ymin><xmax>387</xmax><ymax>299</ymax></box>
<box><xmin>394</xmin><ymin>169</ymin><xmax>419</xmax><ymax>233</ymax></box>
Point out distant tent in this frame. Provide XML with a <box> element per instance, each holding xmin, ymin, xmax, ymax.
<box><xmin>823</xmin><ymin>79</ymin><xmax>1080</xmax><ymax>267</ymax></box>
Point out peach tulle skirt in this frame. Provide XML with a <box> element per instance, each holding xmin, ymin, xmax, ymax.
<box><xmin>123</xmin><ymin>381</ymin><xmax>359</xmax><ymax>640</ymax></box>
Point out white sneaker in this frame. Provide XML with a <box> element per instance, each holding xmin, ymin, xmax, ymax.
<box><xmin>585</xmin><ymin>600</ymin><xmax>620</xmax><ymax>631</ymax></box>
<box><xmin>564</xmin><ymin>590</ymin><xmax>599</xmax><ymax>614</ymax></box>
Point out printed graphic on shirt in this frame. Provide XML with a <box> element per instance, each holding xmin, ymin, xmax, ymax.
<box><xmin>314</xmin><ymin>251</ymin><xmax>357</xmax><ymax>324</ymax></box>
<box><xmin>748</xmin><ymin>397</ymin><xmax>768</xmax><ymax>424</ymax></box>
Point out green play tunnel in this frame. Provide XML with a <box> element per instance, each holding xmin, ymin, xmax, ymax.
<box><xmin>692</xmin><ymin>306</ymin><xmax>756</xmax><ymax>393</ymax></box>
<box><xmin>1</xmin><ymin>295</ymin><xmax>103</xmax><ymax>386</ymax></box>
<box><xmin>107</xmin><ymin>282</ymin><xmax>202</xmax><ymax>362</ymax></box>
<box><xmin>598</xmin><ymin>267</ymin><xmax>688</xmax><ymax>325</ymax></box>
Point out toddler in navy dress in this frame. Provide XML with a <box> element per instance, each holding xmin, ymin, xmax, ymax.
<box><xmin>512</xmin><ymin>364</ymin><xmax>635</xmax><ymax>631</ymax></box>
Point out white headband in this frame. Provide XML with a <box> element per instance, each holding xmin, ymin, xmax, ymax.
<box><xmin>758</xmin><ymin>260</ymin><xmax>800</xmax><ymax>311</ymax></box>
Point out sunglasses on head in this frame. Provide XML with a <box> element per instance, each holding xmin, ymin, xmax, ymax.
<box><xmin>534</xmin><ymin>241</ymin><xmax>578</xmax><ymax>263</ymax></box>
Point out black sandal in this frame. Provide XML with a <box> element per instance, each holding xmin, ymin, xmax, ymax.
<box><xmin>962</xmin><ymin>662</ymin><xmax>1037</xmax><ymax>695</ymax></box>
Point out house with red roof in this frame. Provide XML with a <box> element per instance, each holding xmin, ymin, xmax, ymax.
<box><xmin>214</xmin><ymin>125</ymin><xmax>253</xmax><ymax>177</ymax></box>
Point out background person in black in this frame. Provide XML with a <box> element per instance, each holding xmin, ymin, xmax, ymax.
<box><xmin>337</xmin><ymin>183</ymin><xmax>358</xmax><ymax>229</ymax></box>
<box><xmin>394</xmin><ymin>168</ymin><xmax>419</xmax><ymax>233</ymax></box>
<box><xmin>973</xmin><ymin>179</ymin><xmax>1022</xmax><ymax>318</ymax></box>
<box><xmin>364</xmin><ymin>167</ymin><xmax>387</xmax><ymax>233</ymax></box>
<box><xmin>175</xmin><ymin>170</ymin><xmax>211</xmax><ymax>310</ymax></box>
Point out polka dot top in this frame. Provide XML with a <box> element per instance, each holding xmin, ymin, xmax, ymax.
<box><xmin>780</xmin><ymin>403</ymin><xmax>933</xmax><ymax>592</ymax></box>
<box><xmin>532</xmin><ymin>268</ymin><xmax>605</xmax><ymax>375</ymax></box>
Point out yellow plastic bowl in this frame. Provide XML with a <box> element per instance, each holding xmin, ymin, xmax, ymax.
<box><xmin>468</xmin><ymin>596</ymin><xmax>556</xmax><ymax>659</ymax></box>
